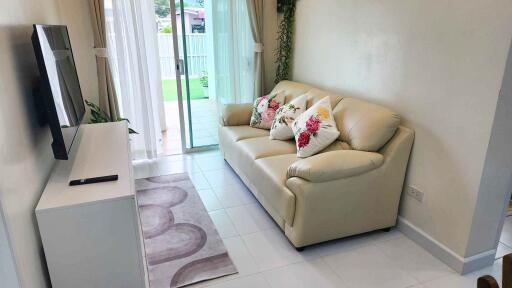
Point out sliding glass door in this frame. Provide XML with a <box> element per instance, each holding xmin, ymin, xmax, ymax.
<box><xmin>155</xmin><ymin>0</ymin><xmax>254</xmax><ymax>153</ymax></box>
<box><xmin>168</xmin><ymin>0</ymin><xmax>218</xmax><ymax>151</ymax></box>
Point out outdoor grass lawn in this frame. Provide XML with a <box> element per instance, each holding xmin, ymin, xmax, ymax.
<box><xmin>162</xmin><ymin>78</ymin><xmax>207</xmax><ymax>101</ymax></box>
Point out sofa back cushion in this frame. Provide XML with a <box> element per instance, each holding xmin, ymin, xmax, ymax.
<box><xmin>332</xmin><ymin>98</ymin><xmax>400</xmax><ymax>152</ymax></box>
<box><xmin>271</xmin><ymin>80</ymin><xmax>343</xmax><ymax>110</ymax></box>
<box><xmin>271</xmin><ymin>80</ymin><xmax>312</xmax><ymax>101</ymax></box>
<box><xmin>271</xmin><ymin>81</ymin><xmax>400</xmax><ymax>152</ymax></box>
<box><xmin>302</xmin><ymin>88</ymin><xmax>343</xmax><ymax>110</ymax></box>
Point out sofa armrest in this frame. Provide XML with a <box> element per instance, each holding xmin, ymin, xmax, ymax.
<box><xmin>220</xmin><ymin>103</ymin><xmax>253</xmax><ymax>126</ymax></box>
<box><xmin>287</xmin><ymin>150</ymin><xmax>384</xmax><ymax>183</ymax></box>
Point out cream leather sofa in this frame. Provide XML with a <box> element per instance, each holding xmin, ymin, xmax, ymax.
<box><xmin>219</xmin><ymin>80</ymin><xmax>414</xmax><ymax>249</ymax></box>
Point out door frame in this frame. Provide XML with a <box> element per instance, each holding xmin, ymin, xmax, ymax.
<box><xmin>168</xmin><ymin>0</ymin><xmax>187</xmax><ymax>154</ymax></box>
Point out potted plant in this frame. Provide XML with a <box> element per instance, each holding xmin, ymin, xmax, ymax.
<box><xmin>160</xmin><ymin>25</ymin><xmax>172</xmax><ymax>33</ymax></box>
<box><xmin>200</xmin><ymin>70</ymin><xmax>208</xmax><ymax>98</ymax></box>
<box><xmin>85</xmin><ymin>100</ymin><xmax>138</xmax><ymax>134</ymax></box>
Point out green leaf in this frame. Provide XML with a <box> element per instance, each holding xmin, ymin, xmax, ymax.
<box><xmin>274</xmin><ymin>0</ymin><xmax>296</xmax><ymax>84</ymax></box>
<box><xmin>117</xmin><ymin>117</ymin><xmax>131</xmax><ymax>124</ymax></box>
<box><xmin>85</xmin><ymin>100</ymin><xmax>137</xmax><ymax>135</ymax></box>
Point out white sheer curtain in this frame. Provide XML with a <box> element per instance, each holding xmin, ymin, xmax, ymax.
<box><xmin>212</xmin><ymin>0</ymin><xmax>255</xmax><ymax>105</ymax></box>
<box><xmin>105</xmin><ymin>0</ymin><xmax>163</xmax><ymax>159</ymax></box>
<box><xmin>246</xmin><ymin>0</ymin><xmax>264</xmax><ymax>98</ymax></box>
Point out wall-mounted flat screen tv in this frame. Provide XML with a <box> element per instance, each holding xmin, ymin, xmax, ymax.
<box><xmin>32</xmin><ymin>24</ymin><xmax>85</xmax><ymax>160</ymax></box>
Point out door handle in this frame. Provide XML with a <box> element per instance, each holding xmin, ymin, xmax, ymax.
<box><xmin>177</xmin><ymin>59</ymin><xmax>185</xmax><ymax>75</ymax></box>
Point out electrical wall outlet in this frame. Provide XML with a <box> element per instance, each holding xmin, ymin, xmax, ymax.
<box><xmin>407</xmin><ymin>186</ymin><xmax>424</xmax><ymax>202</ymax></box>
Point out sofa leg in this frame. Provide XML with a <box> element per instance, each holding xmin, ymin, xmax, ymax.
<box><xmin>381</xmin><ymin>227</ymin><xmax>392</xmax><ymax>232</ymax></box>
<box><xmin>296</xmin><ymin>247</ymin><xmax>305</xmax><ymax>252</ymax></box>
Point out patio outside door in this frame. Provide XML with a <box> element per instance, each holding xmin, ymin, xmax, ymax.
<box><xmin>163</xmin><ymin>0</ymin><xmax>218</xmax><ymax>153</ymax></box>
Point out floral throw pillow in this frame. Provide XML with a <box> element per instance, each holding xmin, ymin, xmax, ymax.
<box><xmin>250</xmin><ymin>92</ymin><xmax>285</xmax><ymax>130</ymax></box>
<box><xmin>292</xmin><ymin>96</ymin><xmax>340</xmax><ymax>157</ymax></box>
<box><xmin>270</xmin><ymin>94</ymin><xmax>307</xmax><ymax>140</ymax></box>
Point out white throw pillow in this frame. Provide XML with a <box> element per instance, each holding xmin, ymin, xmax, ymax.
<box><xmin>292</xmin><ymin>97</ymin><xmax>340</xmax><ymax>158</ymax></box>
<box><xmin>250</xmin><ymin>92</ymin><xmax>285</xmax><ymax>130</ymax></box>
<box><xmin>270</xmin><ymin>94</ymin><xmax>307</xmax><ymax>140</ymax></box>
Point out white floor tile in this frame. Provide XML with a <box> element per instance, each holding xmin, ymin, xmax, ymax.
<box><xmin>136</xmin><ymin>150</ymin><xmax>512</xmax><ymax>288</ymax></box>
<box><xmin>188</xmin><ymin>236</ymin><xmax>261</xmax><ymax>288</ymax></box>
<box><xmin>189</xmin><ymin>172</ymin><xmax>211</xmax><ymax>190</ymax></box>
<box><xmin>196</xmin><ymin>189</ymin><xmax>223</xmax><ymax>212</ymax></box>
<box><xmin>421</xmin><ymin>274</ymin><xmax>477</xmax><ymax>288</ymax></box>
<box><xmin>245</xmin><ymin>203</ymin><xmax>277</xmax><ymax>225</ymax></box>
<box><xmin>501</xmin><ymin>217</ymin><xmax>512</xmax><ymax>248</ymax></box>
<box><xmin>133</xmin><ymin>157</ymin><xmax>200</xmax><ymax>179</ymax></box>
<box><xmin>324</xmin><ymin>244</ymin><xmax>418</xmax><ymax>288</ymax></box>
<box><xmin>226</xmin><ymin>203</ymin><xmax>276</xmax><ymax>235</ymax></box>
<box><xmin>195</xmin><ymin>155</ymin><xmax>231</xmax><ymax>172</ymax></box>
<box><xmin>159</xmin><ymin>154</ymin><xmax>192</xmax><ymax>163</ymax></box>
<box><xmin>190</xmin><ymin>149</ymin><xmax>223</xmax><ymax>160</ymax></box>
<box><xmin>299</xmin><ymin>233</ymin><xmax>376</xmax><ymax>261</ymax></box>
<box><xmin>152</xmin><ymin>158</ymin><xmax>201</xmax><ymax>175</ymax></box>
<box><xmin>422</xmin><ymin>258</ymin><xmax>502</xmax><ymax>288</ymax></box>
<box><xmin>208</xmin><ymin>210</ymin><xmax>238</xmax><ymax>238</ymax></box>
<box><xmin>223</xmin><ymin>236</ymin><xmax>261</xmax><ymax>277</ymax></box>
<box><xmin>375</xmin><ymin>235</ymin><xmax>454</xmax><ymax>283</ymax></box>
<box><xmin>263</xmin><ymin>259</ymin><xmax>348</xmax><ymax>288</ymax></box>
<box><xmin>366</xmin><ymin>228</ymin><xmax>404</xmax><ymax>243</ymax></box>
<box><xmin>212</xmin><ymin>183</ymin><xmax>256</xmax><ymax>208</ymax></box>
<box><xmin>496</xmin><ymin>242</ymin><xmax>512</xmax><ymax>259</ymax></box>
<box><xmin>203</xmin><ymin>169</ymin><xmax>243</xmax><ymax>188</ymax></box>
<box><xmin>242</xmin><ymin>229</ymin><xmax>305</xmax><ymax>271</ymax></box>
<box><xmin>133</xmin><ymin>163</ymin><xmax>152</xmax><ymax>179</ymax></box>
<box><xmin>206</xmin><ymin>274</ymin><xmax>271</xmax><ymax>288</ymax></box>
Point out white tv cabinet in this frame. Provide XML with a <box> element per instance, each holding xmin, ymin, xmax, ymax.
<box><xmin>36</xmin><ymin>122</ymin><xmax>148</xmax><ymax>288</ymax></box>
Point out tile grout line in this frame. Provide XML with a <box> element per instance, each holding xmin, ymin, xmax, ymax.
<box><xmin>369</xmin><ymin>236</ymin><xmax>456</xmax><ymax>285</ymax></box>
<box><xmin>499</xmin><ymin>240</ymin><xmax>512</xmax><ymax>250</ymax></box>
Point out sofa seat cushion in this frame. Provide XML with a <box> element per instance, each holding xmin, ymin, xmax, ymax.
<box><xmin>220</xmin><ymin>126</ymin><xmax>270</xmax><ymax>142</ymax></box>
<box><xmin>253</xmin><ymin>154</ymin><xmax>301</xmax><ymax>224</ymax></box>
<box><xmin>237</xmin><ymin>137</ymin><xmax>297</xmax><ymax>160</ymax></box>
<box><xmin>322</xmin><ymin>140</ymin><xmax>352</xmax><ymax>152</ymax></box>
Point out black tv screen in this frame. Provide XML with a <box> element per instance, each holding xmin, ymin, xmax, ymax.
<box><xmin>32</xmin><ymin>24</ymin><xmax>85</xmax><ymax>160</ymax></box>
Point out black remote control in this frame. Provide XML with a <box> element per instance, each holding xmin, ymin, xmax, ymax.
<box><xmin>69</xmin><ymin>174</ymin><xmax>119</xmax><ymax>186</ymax></box>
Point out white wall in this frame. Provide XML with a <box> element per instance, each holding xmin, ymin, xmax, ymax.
<box><xmin>0</xmin><ymin>1</ymin><xmax>105</xmax><ymax>286</ymax></box>
<box><xmin>291</xmin><ymin>0</ymin><xmax>512</xmax><ymax>258</ymax></box>
<box><xmin>0</xmin><ymin>1</ymin><xmax>61</xmax><ymax>287</ymax></box>
<box><xmin>0</xmin><ymin>202</ymin><xmax>19</xmax><ymax>288</ymax></box>
<box><xmin>466</xmin><ymin>41</ymin><xmax>512</xmax><ymax>257</ymax></box>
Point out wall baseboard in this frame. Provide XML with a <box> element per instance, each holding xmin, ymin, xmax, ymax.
<box><xmin>397</xmin><ymin>216</ymin><xmax>496</xmax><ymax>274</ymax></box>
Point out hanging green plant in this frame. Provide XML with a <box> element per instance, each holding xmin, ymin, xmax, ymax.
<box><xmin>274</xmin><ymin>0</ymin><xmax>297</xmax><ymax>84</ymax></box>
<box><xmin>85</xmin><ymin>100</ymin><xmax>138</xmax><ymax>134</ymax></box>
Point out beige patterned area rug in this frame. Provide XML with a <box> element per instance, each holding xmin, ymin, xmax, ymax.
<box><xmin>136</xmin><ymin>173</ymin><xmax>238</xmax><ymax>288</ymax></box>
